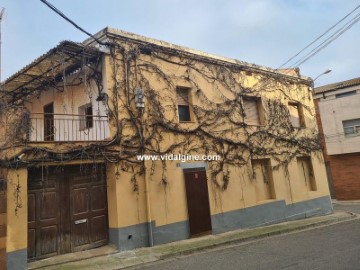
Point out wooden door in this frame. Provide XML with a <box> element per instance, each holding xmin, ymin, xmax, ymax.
<box><xmin>28</xmin><ymin>164</ymin><xmax>108</xmax><ymax>261</ymax></box>
<box><xmin>44</xmin><ymin>103</ymin><xmax>54</xmax><ymax>141</ymax></box>
<box><xmin>68</xmin><ymin>165</ymin><xmax>108</xmax><ymax>252</ymax></box>
<box><xmin>28</xmin><ymin>167</ymin><xmax>61</xmax><ymax>260</ymax></box>
<box><xmin>184</xmin><ymin>170</ymin><xmax>212</xmax><ymax>237</ymax></box>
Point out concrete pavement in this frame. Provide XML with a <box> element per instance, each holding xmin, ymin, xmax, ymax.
<box><xmin>28</xmin><ymin>210</ymin><xmax>358</xmax><ymax>270</ymax></box>
<box><xmin>137</xmin><ymin>217</ymin><xmax>360</xmax><ymax>270</ymax></box>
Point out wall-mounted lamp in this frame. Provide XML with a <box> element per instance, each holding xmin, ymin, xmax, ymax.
<box><xmin>134</xmin><ymin>88</ymin><xmax>145</xmax><ymax>108</ymax></box>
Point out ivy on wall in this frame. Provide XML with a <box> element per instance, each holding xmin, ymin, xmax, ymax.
<box><xmin>0</xmin><ymin>37</ymin><xmax>322</xmax><ymax>198</ymax></box>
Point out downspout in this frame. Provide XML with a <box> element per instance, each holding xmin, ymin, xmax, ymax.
<box><xmin>144</xmin><ymin>160</ymin><xmax>154</xmax><ymax>247</ymax></box>
<box><xmin>130</xmin><ymin>53</ymin><xmax>154</xmax><ymax>247</ymax></box>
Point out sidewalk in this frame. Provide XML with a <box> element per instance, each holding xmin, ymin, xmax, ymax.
<box><xmin>332</xmin><ymin>199</ymin><xmax>360</xmax><ymax>205</ymax></box>
<box><xmin>28</xmin><ymin>211</ymin><xmax>358</xmax><ymax>270</ymax></box>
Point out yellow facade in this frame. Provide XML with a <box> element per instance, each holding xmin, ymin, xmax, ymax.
<box><xmin>0</xmin><ymin>28</ymin><xmax>332</xmax><ymax>267</ymax></box>
<box><xmin>6</xmin><ymin>168</ymin><xmax>27</xmax><ymax>253</ymax></box>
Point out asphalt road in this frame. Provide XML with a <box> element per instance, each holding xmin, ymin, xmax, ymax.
<box><xmin>132</xmin><ymin>203</ymin><xmax>360</xmax><ymax>270</ymax></box>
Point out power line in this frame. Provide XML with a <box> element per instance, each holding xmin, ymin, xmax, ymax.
<box><xmin>290</xmin><ymin>10</ymin><xmax>360</xmax><ymax>68</ymax></box>
<box><xmin>278</xmin><ymin>3</ymin><xmax>360</xmax><ymax>69</ymax></box>
<box><xmin>40</xmin><ymin>0</ymin><xmax>107</xmax><ymax>46</ymax></box>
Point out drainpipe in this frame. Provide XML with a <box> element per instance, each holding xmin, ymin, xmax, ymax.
<box><xmin>144</xmin><ymin>160</ymin><xmax>154</xmax><ymax>247</ymax></box>
<box><xmin>135</xmin><ymin>84</ymin><xmax>153</xmax><ymax>247</ymax></box>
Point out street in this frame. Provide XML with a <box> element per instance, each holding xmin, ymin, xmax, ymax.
<box><xmin>131</xmin><ymin>203</ymin><xmax>360</xmax><ymax>270</ymax></box>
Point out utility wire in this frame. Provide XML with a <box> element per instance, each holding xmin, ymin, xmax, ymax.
<box><xmin>291</xmin><ymin>12</ymin><xmax>360</xmax><ymax>68</ymax></box>
<box><xmin>278</xmin><ymin>3</ymin><xmax>360</xmax><ymax>69</ymax></box>
<box><xmin>40</xmin><ymin>0</ymin><xmax>107</xmax><ymax>46</ymax></box>
<box><xmin>39</xmin><ymin>0</ymin><xmax>360</xmax><ymax>141</ymax></box>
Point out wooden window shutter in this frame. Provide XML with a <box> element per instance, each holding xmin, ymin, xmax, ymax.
<box><xmin>289</xmin><ymin>103</ymin><xmax>300</xmax><ymax>127</ymax></box>
<box><xmin>244</xmin><ymin>98</ymin><xmax>260</xmax><ymax>125</ymax></box>
<box><xmin>177</xmin><ymin>88</ymin><xmax>189</xmax><ymax>106</ymax></box>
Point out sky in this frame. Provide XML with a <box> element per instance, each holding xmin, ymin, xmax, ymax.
<box><xmin>1</xmin><ymin>0</ymin><xmax>360</xmax><ymax>87</ymax></box>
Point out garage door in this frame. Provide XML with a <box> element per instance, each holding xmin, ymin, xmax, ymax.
<box><xmin>27</xmin><ymin>164</ymin><xmax>108</xmax><ymax>261</ymax></box>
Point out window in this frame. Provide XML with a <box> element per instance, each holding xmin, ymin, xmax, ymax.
<box><xmin>336</xmin><ymin>90</ymin><xmax>357</xmax><ymax>99</ymax></box>
<box><xmin>297</xmin><ymin>156</ymin><xmax>317</xmax><ymax>191</ymax></box>
<box><xmin>343</xmin><ymin>118</ymin><xmax>360</xmax><ymax>136</ymax></box>
<box><xmin>0</xmin><ymin>178</ymin><xmax>6</xmax><ymax>192</ymax></box>
<box><xmin>44</xmin><ymin>102</ymin><xmax>54</xmax><ymax>141</ymax></box>
<box><xmin>79</xmin><ymin>103</ymin><xmax>93</xmax><ymax>130</ymax></box>
<box><xmin>288</xmin><ymin>102</ymin><xmax>304</xmax><ymax>128</ymax></box>
<box><xmin>243</xmin><ymin>97</ymin><xmax>262</xmax><ymax>125</ymax></box>
<box><xmin>251</xmin><ymin>159</ymin><xmax>275</xmax><ymax>200</ymax></box>
<box><xmin>177</xmin><ymin>87</ymin><xmax>191</xmax><ymax>122</ymax></box>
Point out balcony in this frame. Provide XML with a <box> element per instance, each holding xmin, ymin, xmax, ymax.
<box><xmin>28</xmin><ymin>113</ymin><xmax>110</xmax><ymax>142</ymax></box>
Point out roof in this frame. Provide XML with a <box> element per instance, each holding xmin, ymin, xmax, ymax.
<box><xmin>314</xmin><ymin>77</ymin><xmax>360</xmax><ymax>94</ymax></box>
<box><xmin>85</xmin><ymin>27</ymin><xmax>312</xmax><ymax>82</ymax></box>
<box><xmin>2</xmin><ymin>41</ymin><xmax>103</xmax><ymax>103</ymax></box>
<box><xmin>2</xmin><ymin>27</ymin><xmax>312</xmax><ymax>104</ymax></box>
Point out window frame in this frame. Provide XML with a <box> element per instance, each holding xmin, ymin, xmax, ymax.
<box><xmin>335</xmin><ymin>90</ymin><xmax>357</xmax><ymax>99</ymax></box>
<box><xmin>251</xmin><ymin>158</ymin><xmax>276</xmax><ymax>200</ymax></box>
<box><xmin>343</xmin><ymin>118</ymin><xmax>360</xmax><ymax>137</ymax></box>
<box><xmin>79</xmin><ymin>103</ymin><xmax>94</xmax><ymax>131</ymax></box>
<box><xmin>296</xmin><ymin>156</ymin><xmax>317</xmax><ymax>191</ymax></box>
<box><xmin>242</xmin><ymin>96</ymin><xmax>265</xmax><ymax>126</ymax></box>
<box><xmin>176</xmin><ymin>87</ymin><xmax>193</xmax><ymax>123</ymax></box>
<box><xmin>288</xmin><ymin>101</ymin><xmax>305</xmax><ymax>128</ymax></box>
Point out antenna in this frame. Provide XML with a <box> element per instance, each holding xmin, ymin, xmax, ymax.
<box><xmin>0</xmin><ymin>8</ymin><xmax>5</xmax><ymax>90</ymax></box>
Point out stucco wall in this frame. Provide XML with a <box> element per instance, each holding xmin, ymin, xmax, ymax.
<box><xmin>0</xmin><ymin>32</ymin><xmax>333</xmax><ymax>260</ymax></box>
<box><xmin>101</xmin><ymin>44</ymin><xmax>331</xmax><ymax>249</ymax></box>
<box><xmin>315</xmin><ymin>87</ymin><xmax>360</xmax><ymax>155</ymax></box>
<box><xmin>6</xmin><ymin>168</ymin><xmax>28</xmax><ymax>270</ymax></box>
<box><xmin>25</xmin><ymin>78</ymin><xmax>110</xmax><ymax>142</ymax></box>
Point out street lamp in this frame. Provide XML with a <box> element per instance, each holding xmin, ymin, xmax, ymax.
<box><xmin>313</xmin><ymin>69</ymin><xmax>332</xmax><ymax>82</ymax></box>
<box><xmin>309</xmin><ymin>69</ymin><xmax>332</xmax><ymax>94</ymax></box>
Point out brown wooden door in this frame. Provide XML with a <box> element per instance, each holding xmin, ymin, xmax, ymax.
<box><xmin>68</xmin><ymin>165</ymin><xmax>108</xmax><ymax>252</ymax></box>
<box><xmin>28</xmin><ymin>164</ymin><xmax>108</xmax><ymax>261</ymax></box>
<box><xmin>28</xmin><ymin>167</ymin><xmax>61</xmax><ymax>260</ymax></box>
<box><xmin>44</xmin><ymin>103</ymin><xmax>54</xmax><ymax>141</ymax></box>
<box><xmin>184</xmin><ymin>169</ymin><xmax>212</xmax><ymax>237</ymax></box>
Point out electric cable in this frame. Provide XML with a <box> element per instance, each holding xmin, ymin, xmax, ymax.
<box><xmin>40</xmin><ymin>0</ymin><xmax>107</xmax><ymax>46</ymax></box>
<box><xmin>278</xmin><ymin>3</ymin><xmax>360</xmax><ymax>69</ymax></box>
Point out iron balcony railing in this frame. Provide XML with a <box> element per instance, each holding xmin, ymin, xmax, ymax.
<box><xmin>28</xmin><ymin>113</ymin><xmax>110</xmax><ymax>142</ymax></box>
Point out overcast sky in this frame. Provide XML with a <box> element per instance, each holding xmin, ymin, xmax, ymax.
<box><xmin>2</xmin><ymin>0</ymin><xmax>360</xmax><ymax>86</ymax></box>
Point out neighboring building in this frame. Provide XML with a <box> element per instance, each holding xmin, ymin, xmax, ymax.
<box><xmin>0</xmin><ymin>28</ymin><xmax>332</xmax><ymax>269</ymax></box>
<box><xmin>314</xmin><ymin>77</ymin><xmax>360</xmax><ymax>200</ymax></box>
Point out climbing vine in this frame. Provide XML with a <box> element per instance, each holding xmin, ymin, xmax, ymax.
<box><xmin>0</xmin><ymin>36</ymin><xmax>322</xmax><ymax>199</ymax></box>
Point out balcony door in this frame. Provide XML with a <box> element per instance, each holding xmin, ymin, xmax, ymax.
<box><xmin>44</xmin><ymin>103</ymin><xmax>54</xmax><ymax>141</ymax></box>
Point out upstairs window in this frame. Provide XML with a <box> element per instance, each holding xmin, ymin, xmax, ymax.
<box><xmin>343</xmin><ymin>118</ymin><xmax>360</xmax><ymax>136</ymax></box>
<box><xmin>336</xmin><ymin>91</ymin><xmax>357</xmax><ymax>99</ymax></box>
<box><xmin>288</xmin><ymin>102</ymin><xmax>304</xmax><ymax>128</ymax></box>
<box><xmin>177</xmin><ymin>87</ymin><xmax>191</xmax><ymax>122</ymax></box>
<box><xmin>79</xmin><ymin>103</ymin><xmax>93</xmax><ymax>130</ymax></box>
<box><xmin>243</xmin><ymin>97</ymin><xmax>262</xmax><ymax>126</ymax></box>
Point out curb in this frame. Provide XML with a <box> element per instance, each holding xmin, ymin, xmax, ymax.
<box><xmin>332</xmin><ymin>200</ymin><xmax>360</xmax><ymax>205</ymax></box>
<box><xmin>29</xmin><ymin>212</ymin><xmax>359</xmax><ymax>270</ymax></box>
<box><xmin>157</xmin><ymin>212</ymin><xmax>358</xmax><ymax>261</ymax></box>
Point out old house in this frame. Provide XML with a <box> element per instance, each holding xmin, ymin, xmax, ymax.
<box><xmin>314</xmin><ymin>77</ymin><xmax>360</xmax><ymax>200</ymax></box>
<box><xmin>0</xmin><ymin>28</ymin><xmax>332</xmax><ymax>269</ymax></box>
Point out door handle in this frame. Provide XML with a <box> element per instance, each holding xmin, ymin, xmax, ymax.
<box><xmin>74</xmin><ymin>218</ymin><xmax>87</xmax><ymax>225</ymax></box>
